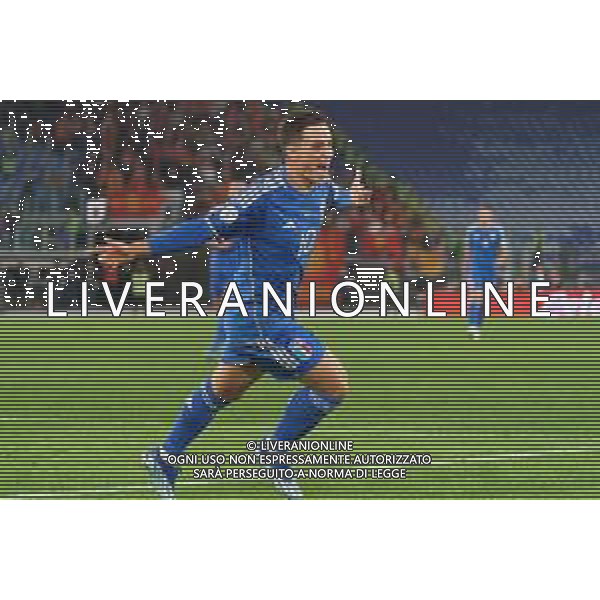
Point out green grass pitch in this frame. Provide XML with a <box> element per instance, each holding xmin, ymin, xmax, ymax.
<box><xmin>1</xmin><ymin>316</ymin><xmax>599</xmax><ymax>499</ymax></box>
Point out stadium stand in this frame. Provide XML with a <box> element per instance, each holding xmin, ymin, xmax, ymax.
<box><xmin>3</xmin><ymin>99</ymin><xmax>567</xmax><ymax>310</ymax></box>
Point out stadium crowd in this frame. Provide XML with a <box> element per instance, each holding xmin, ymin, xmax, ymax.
<box><xmin>0</xmin><ymin>100</ymin><xmax>586</xmax><ymax>308</ymax></box>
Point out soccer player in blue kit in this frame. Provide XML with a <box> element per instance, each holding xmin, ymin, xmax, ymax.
<box><xmin>463</xmin><ymin>205</ymin><xmax>507</xmax><ymax>340</ymax></box>
<box><xmin>100</xmin><ymin>113</ymin><xmax>370</xmax><ymax>499</ymax></box>
<box><xmin>207</xmin><ymin>237</ymin><xmax>241</xmax><ymax>301</ymax></box>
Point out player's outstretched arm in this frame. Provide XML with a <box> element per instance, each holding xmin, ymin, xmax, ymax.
<box><xmin>98</xmin><ymin>217</ymin><xmax>221</xmax><ymax>266</ymax></box>
<box><xmin>98</xmin><ymin>187</ymin><xmax>258</xmax><ymax>266</ymax></box>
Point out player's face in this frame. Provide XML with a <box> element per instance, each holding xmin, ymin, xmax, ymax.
<box><xmin>479</xmin><ymin>208</ymin><xmax>493</xmax><ymax>225</ymax></box>
<box><xmin>286</xmin><ymin>124</ymin><xmax>334</xmax><ymax>184</ymax></box>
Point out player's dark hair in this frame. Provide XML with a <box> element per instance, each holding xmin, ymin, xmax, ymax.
<box><xmin>280</xmin><ymin>112</ymin><xmax>330</xmax><ymax>148</ymax></box>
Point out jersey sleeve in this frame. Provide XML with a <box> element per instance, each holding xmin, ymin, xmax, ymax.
<box><xmin>148</xmin><ymin>195</ymin><xmax>262</xmax><ymax>255</ymax></box>
<box><xmin>148</xmin><ymin>168</ymin><xmax>285</xmax><ymax>255</ymax></box>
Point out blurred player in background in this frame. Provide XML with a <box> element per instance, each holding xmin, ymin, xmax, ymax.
<box><xmin>464</xmin><ymin>205</ymin><xmax>507</xmax><ymax>340</ymax></box>
<box><xmin>99</xmin><ymin>112</ymin><xmax>370</xmax><ymax>500</ymax></box>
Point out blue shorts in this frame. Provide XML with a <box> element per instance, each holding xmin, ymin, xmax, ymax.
<box><xmin>217</xmin><ymin>316</ymin><xmax>326</xmax><ymax>381</ymax></box>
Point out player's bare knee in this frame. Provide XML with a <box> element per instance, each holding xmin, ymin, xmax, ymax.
<box><xmin>210</xmin><ymin>383</ymin><xmax>238</xmax><ymax>403</ymax></box>
<box><xmin>334</xmin><ymin>370</ymin><xmax>351</xmax><ymax>399</ymax></box>
<box><xmin>303</xmin><ymin>354</ymin><xmax>350</xmax><ymax>400</ymax></box>
<box><xmin>210</xmin><ymin>364</ymin><xmax>262</xmax><ymax>403</ymax></box>
<box><xmin>315</xmin><ymin>369</ymin><xmax>350</xmax><ymax>400</ymax></box>
<box><xmin>210</xmin><ymin>377</ymin><xmax>246</xmax><ymax>403</ymax></box>
<box><xmin>210</xmin><ymin>376</ymin><xmax>245</xmax><ymax>403</ymax></box>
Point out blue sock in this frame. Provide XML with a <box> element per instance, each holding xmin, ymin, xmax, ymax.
<box><xmin>468</xmin><ymin>302</ymin><xmax>484</xmax><ymax>329</ymax></box>
<box><xmin>274</xmin><ymin>387</ymin><xmax>342</xmax><ymax>442</ymax></box>
<box><xmin>163</xmin><ymin>381</ymin><xmax>226</xmax><ymax>454</ymax></box>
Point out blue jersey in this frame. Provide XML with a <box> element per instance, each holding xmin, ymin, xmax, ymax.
<box><xmin>150</xmin><ymin>166</ymin><xmax>352</xmax><ymax>314</ymax></box>
<box><xmin>466</xmin><ymin>225</ymin><xmax>505</xmax><ymax>269</ymax></box>
<box><xmin>208</xmin><ymin>240</ymin><xmax>241</xmax><ymax>301</ymax></box>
